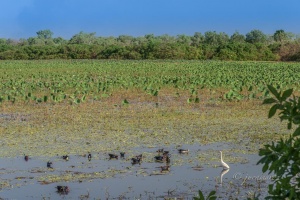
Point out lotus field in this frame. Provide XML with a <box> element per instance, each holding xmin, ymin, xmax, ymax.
<box><xmin>0</xmin><ymin>60</ymin><xmax>299</xmax><ymax>104</ymax></box>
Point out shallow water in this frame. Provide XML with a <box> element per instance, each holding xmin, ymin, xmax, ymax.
<box><xmin>0</xmin><ymin>144</ymin><xmax>272</xmax><ymax>199</ymax></box>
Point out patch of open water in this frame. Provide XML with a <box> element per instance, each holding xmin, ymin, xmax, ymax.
<box><xmin>0</xmin><ymin>144</ymin><xmax>272</xmax><ymax>199</ymax></box>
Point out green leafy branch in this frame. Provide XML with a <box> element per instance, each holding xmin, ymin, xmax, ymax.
<box><xmin>258</xmin><ymin>85</ymin><xmax>300</xmax><ymax>199</ymax></box>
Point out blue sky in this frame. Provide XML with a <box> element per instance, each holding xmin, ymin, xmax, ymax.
<box><xmin>1</xmin><ymin>0</ymin><xmax>300</xmax><ymax>39</ymax></box>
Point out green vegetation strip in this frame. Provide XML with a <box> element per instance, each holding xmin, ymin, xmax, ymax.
<box><xmin>0</xmin><ymin>60</ymin><xmax>299</xmax><ymax>104</ymax></box>
<box><xmin>0</xmin><ymin>60</ymin><xmax>295</xmax><ymax>160</ymax></box>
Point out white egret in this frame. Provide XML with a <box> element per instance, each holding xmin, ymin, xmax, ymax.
<box><xmin>220</xmin><ymin>151</ymin><xmax>230</xmax><ymax>169</ymax></box>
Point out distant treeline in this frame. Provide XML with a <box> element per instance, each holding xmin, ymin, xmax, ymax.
<box><xmin>0</xmin><ymin>29</ymin><xmax>300</xmax><ymax>61</ymax></box>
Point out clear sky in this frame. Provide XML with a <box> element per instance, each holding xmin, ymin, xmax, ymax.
<box><xmin>1</xmin><ymin>0</ymin><xmax>300</xmax><ymax>39</ymax></box>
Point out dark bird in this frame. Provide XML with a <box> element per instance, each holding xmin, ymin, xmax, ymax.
<box><xmin>154</xmin><ymin>155</ymin><xmax>165</xmax><ymax>162</ymax></box>
<box><xmin>178</xmin><ymin>149</ymin><xmax>189</xmax><ymax>154</ymax></box>
<box><xmin>131</xmin><ymin>157</ymin><xmax>141</xmax><ymax>165</ymax></box>
<box><xmin>24</xmin><ymin>155</ymin><xmax>29</xmax><ymax>161</ymax></box>
<box><xmin>156</xmin><ymin>148</ymin><xmax>164</xmax><ymax>153</ymax></box>
<box><xmin>47</xmin><ymin>161</ymin><xmax>53</xmax><ymax>168</ymax></box>
<box><xmin>62</xmin><ymin>155</ymin><xmax>69</xmax><ymax>161</ymax></box>
<box><xmin>88</xmin><ymin>153</ymin><xmax>92</xmax><ymax>160</ymax></box>
<box><xmin>154</xmin><ymin>154</ymin><xmax>170</xmax><ymax>163</ymax></box>
<box><xmin>56</xmin><ymin>186</ymin><xmax>70</xmax><ymax>193</ymax></box>
<box><xmin>160</xmin><ymin>165</ymin><xmax>170</xmax><ymax>172</ymax></box>
<box><xmin>120</xmin><ymin>152</ymin><xmax>125</xmax><ymax>158</ymax></box>
<box><xmin>166</xmin><ymin>155</ymin><xmax>171</xmax><ymax>164</ymax></box>
<box><xmin>135</xmin><ymin>154</ymin><xmax>143</xmax><ymax>160</ymax></box>
<box><xmin>109</xmin><ymin>153</ymin><xmax>118</xmax><ymax>159</ymax></box>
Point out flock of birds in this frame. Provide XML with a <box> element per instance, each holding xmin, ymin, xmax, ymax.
<box><xmin>23</xmin><ymin>149</ymin><xmax>229</xmax><ymax>194</ymax></box>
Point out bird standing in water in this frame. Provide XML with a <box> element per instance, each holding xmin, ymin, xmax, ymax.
<box><xmin>220</xmin><ymin>151</ymin><xmax>230</xmax><ymax>169</ymax></box>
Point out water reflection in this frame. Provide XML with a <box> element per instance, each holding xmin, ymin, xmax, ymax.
<box><xmin>220</xmin><ymin>168</ymin><xmax>230</xmax><ymax>186</ymax></box>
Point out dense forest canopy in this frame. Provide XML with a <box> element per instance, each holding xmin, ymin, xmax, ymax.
<box><xmin>0</xmin><ymin>29</ymin><xmax>300</xmax><ymax>61</ymax></box>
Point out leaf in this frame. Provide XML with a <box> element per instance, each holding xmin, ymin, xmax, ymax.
<box><xmin>287</xmin><ymin>122</ymin><xmax>292</xmax><ymax>130</ymax></box>
<box><xmin>198</xmin><ymin>190</ymin><xmax>205</xmax><ymax>200</ymax></box>
<box><xmin>36</xmin><ymin>98</ymin><xmax>42</xmax><ymax>103</ymax></box>
<box><xmin>75</xmin><ymin>99</ymin><xmax>80</xmax><ymax>104</ymax></box>
<box><xmin>268</xmin><ymin>104</ymin><xmax>278</xmax><ymax>118</ymax></box>
<box><xmin>281</xmin><ymin>88</ymin><xmax>293</xmax><ymax>101</ymax></box>
<box><xmin>262</xmin><ymin>163</ymin><xmax>269</xmax><ymax>173</ymax></box>
<box><xmin>122</xmin><ymin>99</ymin><xmax>129</xmax><ymax>105</ymax></box>
<box><xmin>248</xmin><ymin>85</ymin><xmax>253</xmax><ymax>91</ymax></box>
<box><xmin>101</xmin><ymin>93</ymin><xmax>109</xmax><ymax>98</ymax></box>
<box><xmin>263</xmin><ymin>98</ymin><xmax>277</xmax><ymax>104</ymax></box>
<box><xmin>81</xmin><ymin>95</ymin><xmax>86</xmax><ymax>102</ymax></box>
<box><xmin>257</xmin><ymin>156</ymin><xmax>268</xmax><ymax>165</ymax></box>
<box><xmin>207</xmin><ymin>191</ymin><xmax>217</xmax><ymax>200</ymax></box>
<box><xmin>293</xmin><ymin>127</ymin><xmax>300</xmax><ymax>137</ymax></box>
<box><xmin>292</xmin><ymin>114</ymin><xmax>300</xmax><ymax>124</ymax></box>
<box><xmin>267</xmin><ymin>85</ymin><xmax>280</xmax><ymax>99</ymax></box>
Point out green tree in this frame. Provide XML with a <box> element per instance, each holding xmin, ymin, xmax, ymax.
<box><xmin>246</xmin><ymin>29</ymin><xmax>267</xmax><ymax>43</ymax></box>
<box><xmin>69</xmin><ymin>31</ymin><xmax>97</xmax><ymax>44</ymax></box>
<box><xmin>36</xmin><ymin>29</ymin><xmax>53</xmax><ymax>40</ymax></box>
<box><xmin>273</xmin><ymin>29</ymin><xmax>288</xmax><ymax>43</ymax></box>
<box><xmin>157</xmin><ymin>34</ymin><xmax>176</xmax><ymax>43</ymax></box>
<box><xmin>6</xmin><ymin>38</ymin><xmax>18</xmax><ymax>45</ymax></box>
<box><xmin>230</xmin><ymin>31</ymin><xmax>245</xmax><ymax>43</ymax></box>
<box><xmin>27</xmin><ymin>37</ymin><xmax>45</xmax><ymax>45</ymax></box>
<box><xmin>191</xmin><ymin>32</ymin><xmax>204</xmax><ymax>47</ymax></box>
<box><xmin>0</xmin><ymin>38</ymin><xmax>6</xmax><ymax>45</ymax></box>
<box><xmin>53</xmin><ymin>37</ymin><xmax>67</xmax><ymax>45</ymax></box>
<box><xmin>176</xmin><ymin>34</ymin><xmax>192</xmax><ymax>45</ymax></box>
<box><xmin>96</xmin><ymin>36</ymin><xmax>117</xmax><ymax>46</ymax></box>
<box><xmin>18</xmin><ymin>38</ymin><xmax>29</xmax><ymax>46</ymax></box>
<box><xmin>204</xmin><ymin>31</ymin><xmax>229</xmax><ymax>46</ymax></box>
<box><xmin>117</xmin><ymin>35</ymin><xmax>134</xmax><ymax>46</ymax></box>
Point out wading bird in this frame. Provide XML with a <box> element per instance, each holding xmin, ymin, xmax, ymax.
<box><xmin>120</xmin><ymin>152</ymin><xmax>125</xmax><ymax>158</ymax></box>
<box><xmin>108</xmin><ymin>153</ymin><xmax>118</xmax><ymax>159</ymax></box>
<box><xmin>220</xmin><ymin>151</ymin><xmax>230</xmax><ymax>169</ymax></box>
<box><xmin>56</xmin><ymin>186</ymin><xmax>70</xmax><ymax>193</ymax></box>
<box><xmin>160</xmin><ymin>165</ymin><xmax>170</xmax><ymax>172</ymax></box>
<box><xmin>131</xmin><ymin>157</ymin><xmax>141</xmax><ymax>165</ymax></box>
<box><xmin>178</xmin><ymin>149</ymin><xmax>189</xmax><ymax>154</ymax></box>
<box><xmin>47</xmin><ymin>161</ymin><xmax>53</xmax><ymax>168</ymax></box>
<box><xmin>62</xmin><ymin>155</ymin><xmax>69</xmax><ymax>161</ymax></box>
<box><xmin>88</xmin><ymin>153</ymin><xmax>92</xmax><ymax>161</ymax></box>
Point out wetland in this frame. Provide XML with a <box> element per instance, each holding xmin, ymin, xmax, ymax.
<box><xmin>0</xmin><ymin>99</ymin><xmax>289</xmax><ymax>199</ymax></box>
<box><xmin>0</xmin><ymin>60</ymin><xmax>296</xmax><ymax>199</ymax></box>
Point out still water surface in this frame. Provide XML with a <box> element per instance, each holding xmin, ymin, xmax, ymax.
<box><xmin>0</xmin><ymin>144</ymin><xmax>271</xmax><ymax>199</ymax></box>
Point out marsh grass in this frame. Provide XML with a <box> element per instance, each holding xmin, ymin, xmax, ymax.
<box><xmin>0</xmin><ymin>87</ymin><xmax>289</xmax><ymax>159</ymax></box>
